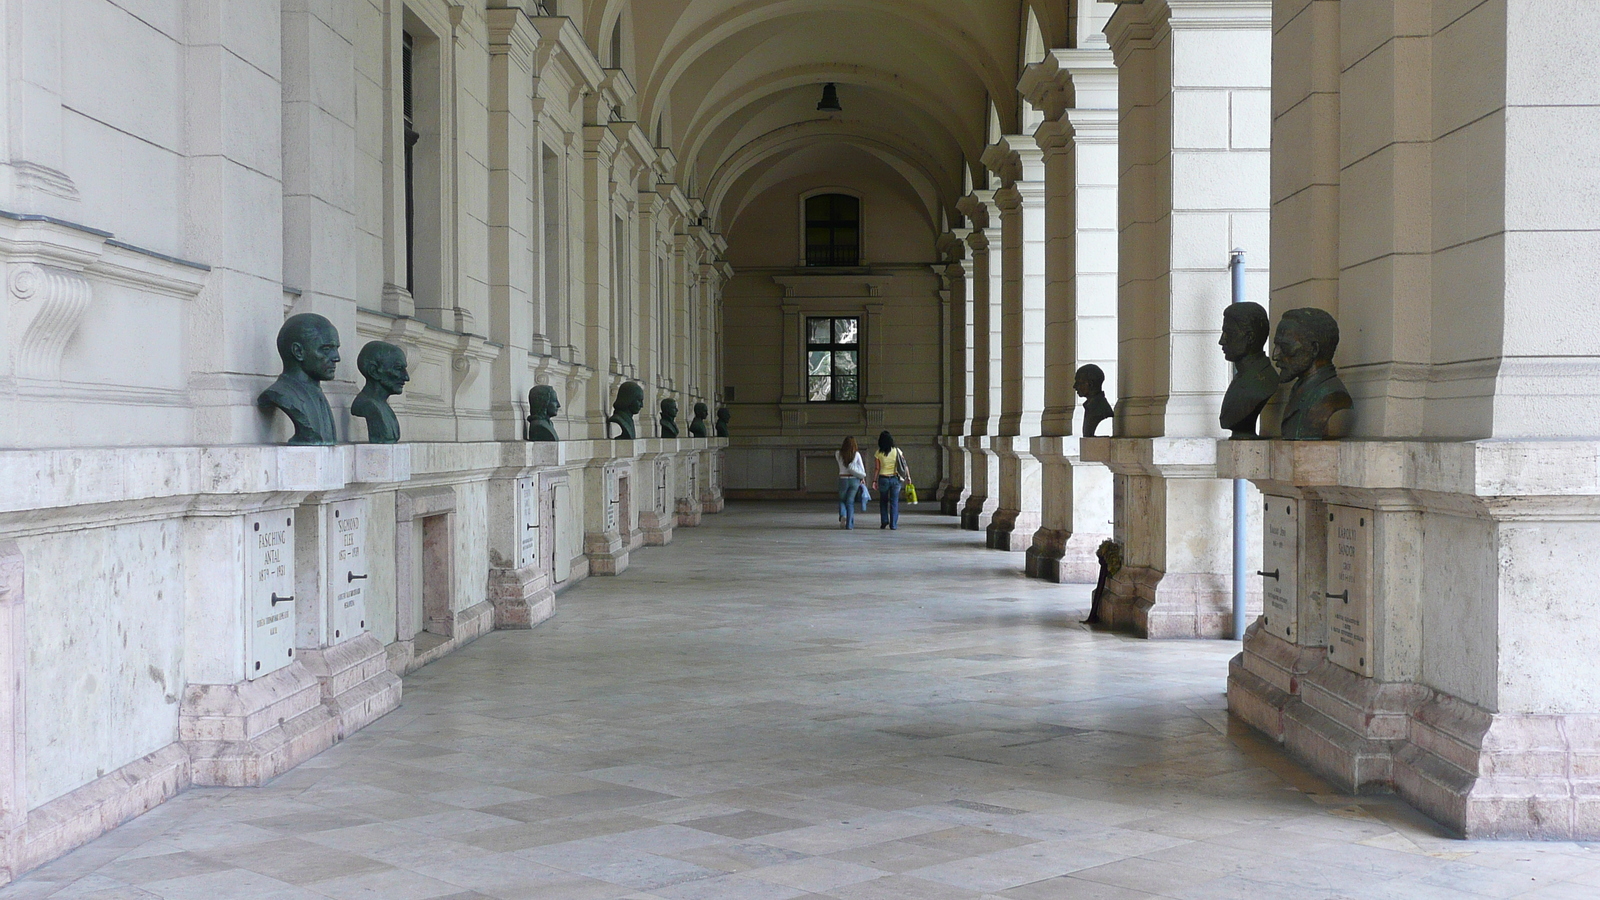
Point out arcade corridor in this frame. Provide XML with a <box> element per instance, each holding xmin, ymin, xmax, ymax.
<box><xmin>5</xmin><ymin>505</ymin><xmax>1597</xmax><ymax>900</ymax></box>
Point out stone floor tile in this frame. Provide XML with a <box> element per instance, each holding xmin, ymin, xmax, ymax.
<box><xmin>306</xmin><ymin>866</ymin><xmax>474</xmax><ymax>900</ymax></box>
<box><xmin>996</xmin><ymin>876</ymin><xmax>1162</xmax><ymax>899</ymax></box>
<box><xmin>141</xmin><ymin>868</ymin><xmax>329</xmax><ymax>900</ymax></box>
<box><xmin>742</xmin><ymin>857</ymin><xmax>888</xmax><ymax>892</ymax></box>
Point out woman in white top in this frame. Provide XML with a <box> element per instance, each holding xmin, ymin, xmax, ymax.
<box><xmin>835</xmin><ymin>436</ymin><xmax>867</xmax><ymax>529</ymax></box>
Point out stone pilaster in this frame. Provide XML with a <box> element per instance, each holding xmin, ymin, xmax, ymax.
<box><xmin>957</xmin><ymin>192</ymin><xmax>1002</xmax><ymax>532</ymax></box>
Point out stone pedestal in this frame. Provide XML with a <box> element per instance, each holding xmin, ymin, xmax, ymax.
<box><xmin>699</xmin><ymin>447</ymin><xmax>725</xmax><ymax>514</ymax></box>
<box><xmin>1222</xmin><ymin>439</ymin><xmax>1600</xmax><ymax>839</ymax></box>
<box><xmin>1026</xmin><ymin>437</ymin><xmax>1113</xmax><ymax>583</ymax></box>
<box><xmin>296</xmin><ymin>634</ymin><xmax>402</xmax><ymax>739</ymax></box>
<box><xmin>960</xmin><ymin>437</ymin><xmax>1000</xmax><ymax>531</ymax></box>
<box><xmin>180</xmin><ymin>664</ymin><xmax>339</xmax><ymax>786</ymax></box>
<box><xmin>1082</xmin><ymin>437</ymin><xmax>1260</xmax><ymax>638</ymax></box>
<box><xmin>637</xmin><ymin>450</ymin><xmax>676</xmax><ymax>546</ymax></box>
<box><xmin>676</xmin><ymin>449</ymin><xmax>704</xmax><ymax>527</ymax></box>
<box><xmin>986</xmin><ymin>438</ymin><xmax>1041</xmax><ymax>551</ymax></box>
<box><xmin>938</xmin><ymin>434</ymin><xmax>971</xmax><ymax>516</ymax></box>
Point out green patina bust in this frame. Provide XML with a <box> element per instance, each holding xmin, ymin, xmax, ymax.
<box><xmin>715</xmin><ymin>406</ymin><xmax>731</xmax><ymax>438</ymax></box>
<box><xmin>608</xmin><ymin>381</ymin><xmax>645</xmax><ymax>440</ymax></box>
<box><xmin>688</xmin><ymin>402</ymin><xmax>709</xmax><ymax>438</ymax></box>
<box><xmin>1219</xmin><ymin>302</ymin><xmax>1278</xmax><ymax>439</ymax></box>
<box><xmin>1274</xmin><ymin>307</ymin><xmax>1353</xmax><ymax>441</ymax></box>
<box><xmin>259</xmin><ymin>313</ymin><xmax>340</xmax><ymax>445</ymax></box>
<box><xmin>351</xmin><ymin>341</ymin><xmax>409</xmax><ymax>444</ymax></box>
<box><xmin>1074</xmin><ymin>364</ymin><xmax>1113</xmax><ymax>438</ymax></box>
<box><xmin>526</xmin><ymin>385</ymin><xmax>561</xmax><ymax>442</ymax></box>
<box><xmin>660</xmin><ymin>398</ymin><xmax>680</xmax><ymax>438</ymax></box>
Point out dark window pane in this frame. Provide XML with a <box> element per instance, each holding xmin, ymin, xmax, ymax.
<box><xmin>805</xmin><ymin>195</ymin><xmax>829</xmax><ymax>221</ymax></box>
<box><xmin>834</xmin><ymin>350</ymin><xmax>858</xmax><ymax>375</ymax></box>
<box><xmin>837</xmin><ymin>376</ymin><xmax>859</xmax><ymax>402</ymax></box>
<box><xmin>809</xmin><ymin>376</ymin><xmax>832</xmax><ymax>402</ymax></box>
<box><xmin>807</xmin><ymin>319</ymin><xmax>832</xmax><ymax>345</ymax></box>
<box><xmin>834</xmin><ymin>318</ymin><xmax>858</xmax><ymax>344</ymax></box>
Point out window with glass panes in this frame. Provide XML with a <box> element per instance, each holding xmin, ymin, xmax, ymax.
<box><xmin>805</xmin><ymin>194</ymin><xmax>860</xmax><ymax>267</ymax></box>
<box><xmin>806</xmin><ymin>317</ymin><xmax>860</xmax><ymax>402</ymax></box>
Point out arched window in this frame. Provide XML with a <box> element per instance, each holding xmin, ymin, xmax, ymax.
<box><xmin>805</xmin><ymin>194</ymin><xmax>860</xmax><ymax>267</ymax></box>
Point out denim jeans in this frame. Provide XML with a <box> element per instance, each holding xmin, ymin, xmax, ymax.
<box><xmin>837</xmin><ymin>476</ymin><xmax>861</xmax><ymax>528</ymax></box>
<box><xmin>877</xmin><ymin>475</ymin><xmax>902</xmax><ymax>528</ymax></box>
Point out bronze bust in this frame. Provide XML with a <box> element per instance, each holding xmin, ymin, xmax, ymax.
<box><xmin>660</xmin><ymin>398</ymin><xmax>680</xmax><ymax>438</ymax></box>
<box><xmin>351</xmin><ymin>341</ymin><xmax>409</xmax><ymax>444</ymax></box>
<box><xmin>715</xmin><ymin>407</ymin><xmax>731</xmax><ymax>438</ymax></box>
<box><xmin>1218</xmin><ymin>302</ymin><xmax>1277</xmax><ymax>439</ymax></box>
<box><xmin>526</xmin><ymin>384</ymin><xmax>561</xmax><ymax>442</ymax></box>
<box><xmin>1074</xmin><ymin>364</ymin><xmax>1113</xmax><ymax>438</ymax></box>
<box><xmin>259</xmin><ymin>313</ymin><xmax>340</xmax><ymax>445</ymax></box>
<box><xmin>688</xmin><ymin>402</ymin><xmax>709</xmax><ymax>438</ymax></box>
<box><xmin>608</xmin><ymin>381</ymin><xmax>645</xmax><ymax>440</ymax></box>
<box><xmin>1274</xmin><ymin>307</ymin><xmax>1353</xmax><ymax>441</ymax></box>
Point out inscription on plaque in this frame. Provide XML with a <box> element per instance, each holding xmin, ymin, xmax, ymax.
<box><xmin>247</xmin><ymin>511</ymin><xmax>296</xmax><ymax>679</ymax></box>
<box><xmin>327</xmin><ymin>499</ymin><xmax>367</xmax><ymax>645</ymax></box>
<box><xmin>1326</xmin><ymin>505</ymin><xmax>1374</xmax><ymax>677</ymax></box>
<box><xmin>552</xmin><ymin>481</ymin><xmax>571</xmax><ymax>582</ymax></box>
<box><xmin>1262</xmin><ymin>497</ymin><xmax>1299</xmax><ymax>642</ymax></box>
<box><xmin>605</xmin><ymin>468</ymin><xmax>619</xmax><ymax>533</ymax></box>
<box><xmin>656</xmin><ymin>458</ymin><xmax>669</xmax><ymax>513</ymax></box>
<box><xmin>517</xmin><ymin>476</ymin><xmax>539</xmax><ymax>569</ymax></box>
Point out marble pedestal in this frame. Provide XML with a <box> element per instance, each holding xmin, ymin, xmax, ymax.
<box><xmin>487</xmin><ymin>564</ymin><xmax>555</xmax><ymax>629</ymax></box>
<box><xmin>179</xmin><ymin>663</ymin><xmax>339</xmax><ymax>786</ymax></box>
<box><xmin>960</xmin><ymin>436</ymin><xmax>1001</xmax><ymax>531</ymax></box>
<box><xmin>1081</xmin><ymin>437</ymin><xmax>1260</xmax><ymax>638</ymax></box>
<box><xmin>1222</xmin><ymin>439</ymin><xmax>1600</xmax><ymax>839</ymax></box>
<box><xmin>938</xmin><ymin>434</ymin><xmax>971</xmax><ymax>516</ymax></box>
<box><xmin>296</xmin><ymin>634</ymin><xmax>403</xmax><ymax>739</ymax></box>
<box><xmin>1026</xmin><ymin>436</ymin><xmax>1114</xmax><ymax>583</ymax></box>
<box><xmin>987</xmin><ymin>437</ymin><xmax>1042</xmax><ymax>552</ymax></box>
<box><xmin>699</xmin><ymin>448</ymin><xmax>726</xmax><ymax>514</ymax></box>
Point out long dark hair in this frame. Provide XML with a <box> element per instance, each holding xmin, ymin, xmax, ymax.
<box><xmin>839</xmin><ymin>436</ymin><xmax>857</xmax><ymax>460</ymax></box>
<box><xmin>877</xmin><ymin>431</ymin><xmax>895</xmax><ymax>454</ymax></box>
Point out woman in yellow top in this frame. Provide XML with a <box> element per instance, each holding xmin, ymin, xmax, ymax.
<box><xmin>870</xmin><ymin>430</ymin><xmax>911</xmax><ymax>530</ymax></box>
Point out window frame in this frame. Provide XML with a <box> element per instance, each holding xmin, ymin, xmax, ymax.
<box><xmin>801</xmin><ymin>191</ymin><xmax>862</xmax><ymax>268</ymax></box>
<box><xmin>805</xmin><ymin>316</ymin><xmax>863</xmax><ymax>404</ymax></box>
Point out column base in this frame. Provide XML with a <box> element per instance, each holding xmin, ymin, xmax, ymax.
<box><xmin>179</xmin><ymin>663</ymin><xmax>340</xmax><ymax>787</ymax></box>
<box><xmin>940</xmin><ymin>486</ymin><xmax>968</xmax><ymax>517</ymax></box>
<box><xmin>297</xmin><ymin>634</ymin><xmax>403</xmax><ymax>740</ymax></box>
<box><xmin>488</xmin><ymin>563</ymin><xmax>557</xmax><ymax>629</ymax></box>
<box><xmin>585</xmin><ymin>533</ymin><xmax>631</xmax><ymax>575</ymax></box>
<box><xmin>1102</xmin><ymin>567</ymin><xmax>1251</xmax><ymax>639</ymax></box>
<box><xmin>986</xmin><ymin>509</ymin><xmax>1040</xmax><ymax>552</ymax></box>
<box><xmin>639</xmin><ymin>510</ymin><xmax>675</xmax><ymax>546</ymax></box>
<box><xmin>676</xmin><ymin>497</ymin><xmax>703</xmax><ymax>527</ymax></box>
<box><xmin>1024</xmin><ymin>529</ymin><xmax>1109</xmax><ymax>582</ymax></box>
<box><xmin>1226</xmin><ymin>623</ymin><xmax>1326</xmax><ymax>741</ymax></box>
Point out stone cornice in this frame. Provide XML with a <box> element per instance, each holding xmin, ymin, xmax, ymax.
<box><xmin>530</xmin><ymin>17</ymin><xmax>604</xmax><ymax>93</ymax></box>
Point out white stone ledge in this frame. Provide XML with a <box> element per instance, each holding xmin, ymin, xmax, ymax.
<box><xmin>1217</xmin><ymin>439</ymin><xmax>1600</xmax><ymax>498</ymax></box>
<box><xmin>1079</xmin><ymin>436</ymin><xmax>1222</xmax><ymax>478</ymax></box>
<box><xmin>0</xmin><ymin>440</ymin><xmax>726</xmax><ymax>515</ymax></box>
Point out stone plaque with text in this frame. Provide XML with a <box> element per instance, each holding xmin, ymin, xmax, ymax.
<box><xmin>605</xmin><ymin>468</ymin><xmax>619</xmax><ymax>532</ymax></box>
<box><xmin>247</xmin><ymin>511</ymin><xmax>296</xmax><ymax>679</ymax></box>
<box><xmin>327</xmin><ymin>499</ymin><xmax>367</xmax><ymax>645</ymax></box>
<box><xmin>517</xmin><ymin>476</ymin><xmax>539</xmax><ymax>569</ymax></box>
<box><xmin>1262</xmin><ymin>496</ymin><xmax>1299</xmax><ymax>642</ymax></box>
<box><xmin>1326</xmin><ymin>504</ymin><xmax>1374</xmax><ymax>677</ymax></box>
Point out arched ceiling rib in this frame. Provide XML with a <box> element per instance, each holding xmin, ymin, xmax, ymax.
<box><xmin>581</xmin><ymin>0</ymin><xmax>1060</xmax><ymax>234</ymax></box>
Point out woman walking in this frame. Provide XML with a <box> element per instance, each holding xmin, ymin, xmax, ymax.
<box><xmin>835</xmin><ymin>437</ymin><xmax>867</xmax><ymax>529</ymax></box>
<box><xmin>871</xmin><ymin>430</ymin><xmax>911</xmax><ymax>530</ymax></box>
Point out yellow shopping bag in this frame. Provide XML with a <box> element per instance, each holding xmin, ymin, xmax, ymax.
<box><xmin>903</xmin><ymin>481</ymin><xmax>918</xmax><ymax>504</ymax></box>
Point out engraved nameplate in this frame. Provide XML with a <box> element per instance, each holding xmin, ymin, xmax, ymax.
<box><xmin>248</xmin><ymin>511</ymin><xmax>296</xmax><ymax>679</ymax></box>
<box><xmin>327</xmin><ymin>499</ymin><xmax>367</xmax><ymax>645</ymax></box>
<box><xmin>1262</xmin><ymin>496</ymin><xmax>1299</xmax><ymax>643</ymax></box>
<box><xmin>517</xmin><ymin>476</ymin><xmax>539</xmax><ymax>569</ymax></box>
<box><xmin>1326</xmin><ymin>505</ymin><xmax>1374</xmax><ymax>677</ymax></box>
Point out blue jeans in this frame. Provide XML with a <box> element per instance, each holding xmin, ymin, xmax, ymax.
<box><xmin>837</xmin><ymin>476</ymin><xmax>861</xmax><ymax>528</ymax></box>
<box><xmin>877</xmin><ymin>475</ymin><xmax>902</xmax><ymax>528</ymax></box>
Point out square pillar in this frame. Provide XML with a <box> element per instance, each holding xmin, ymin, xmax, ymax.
<box><xmin>958</xmin><ymin>192</ymin><xmax>1002</xmax><ymax>531</ymax></box>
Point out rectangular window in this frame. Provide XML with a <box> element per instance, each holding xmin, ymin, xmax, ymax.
<box><xmin>806</xmin><ymin>316</ymin><xmax>860</xmax><ymax>402</ymax></box>
<box><xmin>805</xmin><ymin>194</ymin><xmax>860</xmax><ymax>266</ymax></box>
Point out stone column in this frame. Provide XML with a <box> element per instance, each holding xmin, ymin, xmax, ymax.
<box><xmin>1081</xmin><ymin>0</ymin><xmax>1270</xmax><ymax>637</ymax></box>
<box><xmin>581</xmin><ymin>124</ymin><xmax>620</xmax><ymax>439</ymax></box>
<box><xmin>984</xmin><ymin>140</ymin><xmax>1047</xmax><ymax>552</ymax></box>
<box><xmin>957</xmin><ymin>192</ymin><xmax>1002</xmax><ymax>531</ymax></box>
<box><xmin>937</xmin><ymin>237</ymin><xmax>973</xmax><ymax>516</ymax></box>
<box><xmin>486</xmin><ymin>9</ymin><xmax>540</xmax><ymax>441</ymax></box>
<box><xmin>1022</xmin><ymin>49</ymin><xmax>1121</xmax><ymax>582</ymax></box>
<box><xmin>1225</xmin><ymin>0</ymin><xmax>1600</xmax><ymax>840</ymax></box>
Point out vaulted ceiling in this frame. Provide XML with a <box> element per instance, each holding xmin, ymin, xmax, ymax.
<box><xmin>566</xmin><ymin>0</ymin><xmax>1090</xmax><ymax>234</ymax></box>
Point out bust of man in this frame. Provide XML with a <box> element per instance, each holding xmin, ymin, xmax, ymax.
<box><xmin>1274</xmin><ymin>307</ymin><xmax>1353</xmax><ymax>441</ymax></box>
<box><xmin>715</xmin><ymin>407</ymin><xmax>731</xmax><ymax>438</ymax></box>
<box><xmin>688</xmin><ymin>402</ymin><xmax>709</xmax><ymax>438</ymax></box>
<box><xmin>660</xmin><ymin>398</ymin><xmax>680</xmax><ymax>438</ymax></box>
<box><xmin>259</xmin><ymin>313</ymin><xmax>340</xmax><ymax>445</ymax></box>
<box><xmin>608</xmin><ymin>381</ymin><xmax>645</xmax><ymax>440</ymax></box>
<box><xmin>351</xmin><ymin>341</ymin><xmax>409</xmax><ymax>444</ymax></box>
<box><xmin>1074</xmin><ymin>364</ymin><xmax>1113</xmax><ymax>438</ymax></box>
<box><xmin>526</xmin><ymin>384</ymin><xmax>561</xmax><ymax>442</ymax></box>
<box><xmin>1218</xmin><ymin>301</ymin><xmax>1278</xmax><ymax>439</ymax></box>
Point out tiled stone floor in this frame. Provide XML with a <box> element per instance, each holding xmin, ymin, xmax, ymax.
<box><xmin>10</xmin><ymin>502</ymin><xmax>1600</xmax><ymax>900</ymax></box>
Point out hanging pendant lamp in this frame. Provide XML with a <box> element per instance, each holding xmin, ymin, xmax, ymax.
<box><xmin>817</xmin><ymin>83</ymin><xmax>842</xmax><ymax>112</ymax></box>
